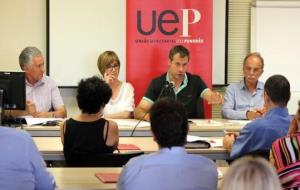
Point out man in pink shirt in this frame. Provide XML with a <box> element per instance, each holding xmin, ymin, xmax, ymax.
<box><xmin>8</xmin><ymin>46</ymin><xmax>67</xmax><ymax>118</ymax></box>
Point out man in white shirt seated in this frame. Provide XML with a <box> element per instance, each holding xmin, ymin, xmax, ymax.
<box><xmin>7</xmin><ymin>46</ymin><xmax>67</xmax><ymax>118</ymax></box>
<box><xmin>118</xmin><ymin>98</ymin><xmax>218</xmax><ymax>190</ymax></box>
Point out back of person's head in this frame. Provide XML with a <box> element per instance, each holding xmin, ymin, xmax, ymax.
<box><xmin>220</xmin><ymin>157</ymin><xmax>281</xmax><ymax>190</ymax></box>
<box><xmin>97</xmin><ymin>50</ymin><xmax>120</xmax><ymax>76</ymax></box>
<box><xmin>77</xmin><ymin>76</ymin><xmax>112</xmax><ymax>114</ymax></box>
<box><xmin>149</xmin><ymin>98</ymin><xmax>188</xmax><ymax>148</ymax></box>
<box><xmin>264</xmin><ymin>74</ymin><xmax>290</xmax><ymax>107</ymax></box>
<box><xmin>243</xmin><ymin>52</ymin><xmax>264</xmax><ymax>69</ymax></box>
<box><xmin>169</xmin><ymin>45</ymin><xmax>190</xmax><ymax>61</ymax></box>
<box><xmin>19</xmin><ymin>46</ymin><xmax>42</xmax><ymax>70</ymax></box>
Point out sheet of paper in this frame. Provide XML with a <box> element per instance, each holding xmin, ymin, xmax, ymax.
<box><xmin>218</xmin><ymin>169</ymin><xmax>223</xmax><ymax>179</ymax></box>
<box><xmin>187</xmin><ymin>135</ymin><xmax>223</xmax><ymax>148</ymax></box>
<box><xmin>189</xmin><ymin>119</ymin><xmax>223</xmax><ymax>127</ymax></box>
<box><xmin>113</xmin><ymin>119</ymin><xmax>150</xmax><ymax>128</ymax></box>
<box><xmin>25</xmin><ymin>118</ymin><xmax>63</xmax><ymax>126</ymax></box>
<box><xmin>227</xmin><ymin>120</ymin><xmax>251</xmax><ymax>125</ymax></box>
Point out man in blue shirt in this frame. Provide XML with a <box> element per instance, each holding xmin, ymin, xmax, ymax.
<box><xmin>0</xmin><ymin>127</ymin><xmax>55</xmax><ymax>190</ymax></box>
<box><xmin>118</xmin><ymin>98</ymin><xmax>217</xmax><ymax>190</ymax></box>
<box><xmin>223</xmin><ymin>74</ymin><xmax>291</xmax><ymax>160</ymax></box>
<box><xmin>222</xmin><ymin>52</ymin><xmax>265</xmax><ymax>120</ymax></box>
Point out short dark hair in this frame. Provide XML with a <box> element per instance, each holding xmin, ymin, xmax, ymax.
<box><xmin>150</xmin><ymin>98</ymin><xmax>188</xmax><ymax>148</ymax></box>
<box><xmin>264</xmin><ymin>75</ymin><xmax>290</xmax><ymax>107</ymax></box>
<box><xmin>169</xmin><ymin>45</ymin><xmax>189</xmax><ymax>61</ymax></box>
<box><xmin>76</xmin><ymin>76</ymin><xmax>112</xmax><ymax>114</ymax></box>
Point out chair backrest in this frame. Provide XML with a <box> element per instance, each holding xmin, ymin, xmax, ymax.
<box><xmin>65</xmin><ymin>151</ymin><xmax>144</xmax><ymax>167</ymax></box>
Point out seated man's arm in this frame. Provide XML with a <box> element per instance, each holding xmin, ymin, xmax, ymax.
<box><xmin>134</xmin><ymin>99</ymin><xmax>153</xmax><ymax>121</ymax></box>
<box><xmin>34</xmin><ymin>105</ymin><xmax>67</xmax><ymax>118</ymax></box>
<box><xmin>105</xmin><ymin>111</ymin><xmax>132</xmax><ymax>119</ymax></box>
<box><xmin>4</xmin><ymin>100</ymin><xmax>37</xmax><ymax>117</ymax></box>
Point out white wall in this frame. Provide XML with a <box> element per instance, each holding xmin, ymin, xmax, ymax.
<box><xmin>0</xmin><ymin>0</ymin><xmax>46</xmax><ymax>71</ymax></box>
<box><xmin>251</xmin><ymin>0</ymin><xmax>300</xmax><ymax>114</ymax></box>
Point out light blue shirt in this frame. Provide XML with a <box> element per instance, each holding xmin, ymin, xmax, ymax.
<box><xmin>230</xmin><ymin>107</ymin><xmax>291</xmax><ymax>159</ymax></box>
<box><xmin>0</xmin><ymin>127</ymin><xmax>55</xmax><ymax>190</ymax></box>
<box><xmin>222</xmin><ymin>79</ymin><xmax>264</xmax><ymax>119</ymax></box>
<box><xmin>117</xmin><ymin>147</ymin><xmax>217</xmax><ymax>190</ymax></box>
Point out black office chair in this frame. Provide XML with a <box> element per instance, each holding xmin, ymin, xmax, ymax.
<box><xmin>65</xmin><ymin>151</ymin><xmax>144</xmax><ymax>167</ymax></box>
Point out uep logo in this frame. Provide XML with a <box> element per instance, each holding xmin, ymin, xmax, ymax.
<box><xmin>137</xmin><ymin>9</ymin><xmax>201</xmax><ymax>37</ymax></box>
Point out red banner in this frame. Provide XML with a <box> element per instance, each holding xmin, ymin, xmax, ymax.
<box><xmin>126</xmin><ymin>0</ymin><xmax>212</xmax><ymax>118</ymax></box>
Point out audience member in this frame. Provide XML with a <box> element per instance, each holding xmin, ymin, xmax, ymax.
<box><xmin>7</xmin><ymin>46</ymin><xmax>67</xmax><ymax>118</ymax></box>
<box><xmin>118</xmin><ymin>98</ymin><xmax>218</xmax><ymax>190</ymax></box>
<box><xmin>223</xmin><ymin>74</ymin><xmax>291</xmax><ymax>160</ymax></box>
<box><xmin>220</xmin><ymin>156</ymin><xmax>281</xmax><ymax>190</ymax></box>
<box><xmin>97</xmin><ymin>51</ymin><xmax>134</xmax><ymax>119</ymax></box>
<box><xmin>134</xmin><ymin>45</ymin><xmax>223</xmax><ymax>121</ymax></box>
<box><xmin>60</xmin><ymin>76</ymin><xmax>119</xmax><ymax>165</ymax></box>
<box><xmin>222</xmin><ymin>52</ymin><xmax>265</xmax><ymax>120</ymax></box>
<box><xmin>0</xmin><ymin>127</ymin><xmax>55</xmax><ymax>190</ymax></box>
<box><xmin>270</xmin><ymin>101</ymin><xmax>300</xmax><ymax>189</ymax></box>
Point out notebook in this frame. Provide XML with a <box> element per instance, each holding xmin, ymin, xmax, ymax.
<box><xmin>95</xmin><ymin>173</ymin><xmax>119</xmax><ymax>183</ymax></box>
<box><xmin>118</xmin><ymin>144</ymin><xmax>141</xmax><ymax>150</ymax></box>
<box><xmin>185</xmin><ymin>135</ymin><xmax>223</xmax><ymax>149</ymax></box>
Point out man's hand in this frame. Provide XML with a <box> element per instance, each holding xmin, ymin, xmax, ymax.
<box><xmin>34</xmin><ymin>112</ymin><xmax>53</xmax><ymax>118</ymax></box>
<box><xmin>26</xmin><ymin>100</ymin><xmax>37</xmax><ymax>116</ymax></box>
<box><xmin>223</xmin><ymin>133</ymin><xmax>236</xmax><ymax>151</ymax></box>
<box><xmin>246</xmin><ymin>108</ymin><xmax>265</xmax><ymax>120</ymax></box>
<box><xmin>209</xmin><ymin>91</ymin><xmax>224</xmax><ymax>104</ymax></box>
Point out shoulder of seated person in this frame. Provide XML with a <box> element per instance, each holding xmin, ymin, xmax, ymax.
<box><xmin>107</xmin><ymin>120</ymin><xmax>118</xmax><ymax>127</ymax></box>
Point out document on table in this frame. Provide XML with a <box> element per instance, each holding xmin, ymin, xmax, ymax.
<box><xmin>25</xmin><ymin>117</ymin><xmax>63</xmax><ymax>126</ymax></box>
<box><xmin>187</xmin><ymin>135</ymin><xmax>223</xmax><ymax>148</ymax></box>
<box><xmin>188</xmin><ymin>119</ymin><xmax>223</xmax><ymax>127</ymax></box>
<box><xmin>227</xmin><ymin>120</ymin><xmax>251</xmax><ymax>125</ymax></box>
<box><xmin>113</xmin><ymin>119</ymin><xmax>150</xmax><ymax>128</ymax></box>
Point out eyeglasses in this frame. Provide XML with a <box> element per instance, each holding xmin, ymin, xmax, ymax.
<box><xmin>106</xmin><ymin>64</ymin><xmax>119</xmax><ymax>71</ymax></box>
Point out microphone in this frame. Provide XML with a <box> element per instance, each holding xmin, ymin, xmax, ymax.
<box><xmin>130</xmin><ymin>81</ymin><xmax>175</xmax><ymax>136</ymax></box>
<box><xmin>163</xmin><ymin>81</ymin><xmax>175</xmax><ymax>89</ymax></box>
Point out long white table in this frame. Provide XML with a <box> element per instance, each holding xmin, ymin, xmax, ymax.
<box><xmin>24</xmin><ymin>119</ymin><xmax>245</xmax><ymax>137</ymax></box>
<box><xmin>34</xmin><ymin>136</ymin><xmax>230</xmax><ymax>161</ymax></box>
<box><xmin>48</xmin><ymin>167</ymin><xmax>228</xmax><ymax>190</ymax></box>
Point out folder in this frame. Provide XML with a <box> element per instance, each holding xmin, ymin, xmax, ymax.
<box><xmin>95</xmin><ymin>173</ymin><xmax>119</xmax><ymax>183</ymax></box>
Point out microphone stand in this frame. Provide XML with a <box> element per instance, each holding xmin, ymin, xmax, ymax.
<box><xmin>130</xmin><ymin>81</ymin><xmax>174</xmax><ymax>136</ymax></box>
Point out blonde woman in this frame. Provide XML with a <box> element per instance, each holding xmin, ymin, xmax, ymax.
<box><xmin>97</xmin><ymin>51</ymin><xmax>134</xmax><ymax>119</ymax></box>
<box><xmin>220</xmin><ymin>157</ymin><xmax>281</xmax><ymax>190</ymax></box>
